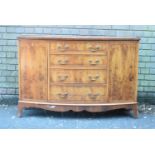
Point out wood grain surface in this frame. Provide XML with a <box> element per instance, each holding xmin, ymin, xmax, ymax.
<box><xmin>18</xmin><ymin>37</ymin><xmax>139</xmax><ymax>117</ymax></box>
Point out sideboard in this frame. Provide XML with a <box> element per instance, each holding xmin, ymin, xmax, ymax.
<box><xmin>18</xmin><ymin>36</ymin><xmax>140</xmax><ymax>117</ymax></box>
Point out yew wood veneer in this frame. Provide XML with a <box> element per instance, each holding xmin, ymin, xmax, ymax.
<box><xmin>18</xmin><ymin>36</ymin><xmax>140</xmax><ymax>117</ymax></box>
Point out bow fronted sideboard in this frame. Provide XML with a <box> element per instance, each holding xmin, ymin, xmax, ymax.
<box><xmin>18</xmin><ymin>36</ymin><xmax>140</xmax><ymax>117</ymax></box>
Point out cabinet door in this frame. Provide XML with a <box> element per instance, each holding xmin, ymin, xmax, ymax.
<box><xmin>19</xmin><ymin>40</ymin><xmax>48</xmax><ymax>101</ymax></box>
<box><xmin>109</xmin><ymin>41</ymin><xmax>139</xmax><ymax>102</ymax></box>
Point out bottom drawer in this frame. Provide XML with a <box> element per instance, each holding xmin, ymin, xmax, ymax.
<box><xmin>49</xmin><ymin>85</ymin><xmax>107</xmax><ymax>101</ymax></box>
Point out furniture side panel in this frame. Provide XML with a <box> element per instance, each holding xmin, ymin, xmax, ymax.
<box><xmin>108</xmin><ymin>41</ymin><xmax>139</xmax><ymax>102</ymax></box>
<box><xmin>19</xmin><ymin>39</ymin><xmax>48</xmax><ymax>101</ymax></box>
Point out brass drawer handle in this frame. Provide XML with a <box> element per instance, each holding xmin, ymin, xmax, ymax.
<box><xmin>88</xmin><ymin>75</ymin><xmax>99</xmax><ymax>81</ymax></box>
<box><xmin>58</xmin><ymin>75</ymin><xmax>68</xmax><ymax>81</ymax></box>
<box><xmin>88</xmin><ymin>93</ymin><xmax>100</xmax><ymax>100</ymax></box>
<box><xmin>57</xmin><ymin>59</ymin><xmax>68</xmax><ymax>65</ymax></box>
<box><xmin>57</xmin><ymin>44</ymin><xmax>69</xmax><ymax>51</ymax></box>
<box><xmin>88</xmin><ymin>45</ymin><xmax>101</xmax><ymax>52</ymax></box>
<box><xmin>89</xmin><ymin>60</ymin><xmax>100</xmax><ymax>65</ymax></box>
<box><xmin>57</xmin><ymin>93</ymin><xmax>68</xmax><ymax>99</ymax></box>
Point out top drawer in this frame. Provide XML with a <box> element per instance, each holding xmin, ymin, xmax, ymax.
<box><xmin>50</xmin><ymin>41</ymin><xmax>108</xmax><ymax>54</ymax></box>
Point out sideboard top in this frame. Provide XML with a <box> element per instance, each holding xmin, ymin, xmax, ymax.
<box><xmin>18</xmin><ymin>35</ymin><xmax>140</xmax><ymax>41</ymax></box>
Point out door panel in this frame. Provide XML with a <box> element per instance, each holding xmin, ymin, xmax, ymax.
<box><xmin>109</xmin><ymin>41</ymin><xmax>138</xmax><ymax>102</ymax></box>
<box><xmin>19</xmin><ymin>40</ymin><xmax>48</xmax><ymax>100</ymax></box>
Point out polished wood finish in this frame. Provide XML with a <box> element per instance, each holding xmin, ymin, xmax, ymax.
<box><xmin>49</xmin><ymin>55</ymin><xmax>107</xmax><ymax>66</ymax></box>
<box><xmin>50</xmin><ymin>41</ymin><xmax>108</xmax><ymax>53</ymax></box>
<box><xmin>18</xmin><ymin>36</ymin><xmax>139</xmax><ymax>117</ymax></box>
<box><xmin>108</xmin><ymin>41</ymin><xmax>138</xmax><ymax>102</ymax></box>
<box><xmin>19</xmin><ymin>40</ymin><xmax>48</xmax><ymax>101</ymax></box>
<box><xmin>49</xmin><ymin>85</ymin><xmax>107</xmax><ymax>101</ymax></box>
<box><xmin>49</xmin><ymin>69</ymin><xmax>107</xmax><ymax>83</ymax></box>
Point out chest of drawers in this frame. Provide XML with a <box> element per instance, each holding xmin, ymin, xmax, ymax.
<box><xmin>18</xmin><ymin>36</ymin><xmax>140</xmax><ymax>117</ymax></box>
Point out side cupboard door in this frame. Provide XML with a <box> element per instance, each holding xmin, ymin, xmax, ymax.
<box><xmin>108</xmin><ymin>41</ymin><xmax>139</xmax><ymax>102</ymax></box>
<box><xmin>19</xmin><ymin>39</ymin><xmax>48</xmax><ymax>101</ymax></box>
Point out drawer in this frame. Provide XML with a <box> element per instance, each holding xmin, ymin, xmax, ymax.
<box><xmin>49</xmin><ymin>55</ymin><xmax>107</xmax><ymax>66</ymax></box>
<box><xmin>49</xmin><ymin>69</ymin><xmax>107</xmax><ymax>83</ymax></box>
<box><xmin>49</xmin><ymin>85</ymin><xmax>107</xmax><ymax>101</ymax></box>
<box><xmin>50</xmin><ymin>41</ymin><xmax>108</xmax><ymax>53</ymax></box>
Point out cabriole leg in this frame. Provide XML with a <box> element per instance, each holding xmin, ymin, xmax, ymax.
<box><xmin>18</xmin><ymin>103</ymin><xmax>24</xmax><ymax>117</ymax></box>
<box><xmin>132</xmin><ymin>104</ymin><xmax>138</xmax><ymax>118</ymax></box>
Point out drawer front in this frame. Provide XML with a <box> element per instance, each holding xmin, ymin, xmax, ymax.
<box><xmin>49</xmin><ymin>85</ymin><xmax>107</xmax><ymax>101</ymax></box>
<box><xmin>49</xmin><ymin>69</ymin><xmax>107</xmax><ymax>83</ymax></box>
<box><xmin>50</xmin><ymin>41</ymin><xmax>108</xmax><ymax>53</ymax></box>
<box><xmin>49</xmin><ymin>55</ymin><xmax>107</xmax><ymax>66</ymax></box>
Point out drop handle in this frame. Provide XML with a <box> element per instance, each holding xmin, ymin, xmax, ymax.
<box><xmin>89</xmin><ymin>60</ymin><xmax>100</xmax><ymax>65</ymax></box>
<box><xmin>58</xmin><ymin>75</ymin><xmax>68</xmax><ymax>81</ymax></box>
<box><xmin>57</xmin><ymin>44</ymin><xmax>69</xmax><ymax>51</ymax></box>
<box><xmin>88</xmin><ymin>45</ymin><xmax>101</xmax><ymax>52</ymax></box>
<box><xmin>57</xmin><ymin>93</ymin><xmax>68</xmax><ymax>99</ymax></box>
<box><xmin>88</xmin><ymin>93</ymin><xmax>100</xmax><ymax>100</ymax></box>
<box><xmin>88</xmin><ymin>75</ymin><xmax>99</xmax><ymax>81</ymax></box>
<box><xmin>57</xmin><ymin>59</ymin><xmax>68</xmax><ymax>65</ymax></box>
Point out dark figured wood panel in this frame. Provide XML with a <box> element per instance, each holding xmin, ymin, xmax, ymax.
<box><xmin>19</xmin><ymin>39</ymin><xmax>48</xmax><ymax>100</ymax></box>
<box><xmin>109</xmin><ymin>41</ymin><xmax>139</xmax><ymax>102</ymax></box>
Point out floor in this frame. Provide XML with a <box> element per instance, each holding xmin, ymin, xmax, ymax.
<box><xmin>0</xmin><ymin>104</ymin><xmax>155</xmax><ymax>129</ymax></box>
